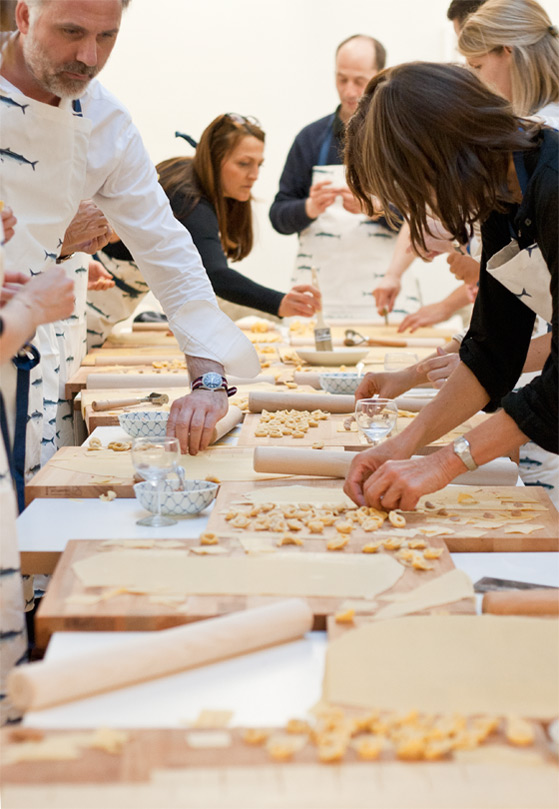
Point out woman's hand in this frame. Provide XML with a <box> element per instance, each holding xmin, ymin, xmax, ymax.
<box><xmin>354</xmin><ymin>369</ymin><xmax>417</xmax><ymax>401</ymax></box>
<box><xmin>446</xmin><ymin>253</ymin><xmax>480</xmax><ymax>285</ymax></box>
<box><xmin>416</xmin><ymin>348</ymin><xmax>460</xmax><ymax>388</ymax></box>
<box><xmin>88</xmin><ymin>259</ymin><xmax>116</xmax><ymax>291</ymax></box>
<box><xmin>278</xmin><ymin>284</ymin><xmax>321</xmax><ymax>318</ymax></box>
<box><xmin>372</xmin><ymin>274</ymin><xmax>401</xmax><ymax>315</ymax></box>
<box><xmin>1</xmin><ymin>206</ymin><xmax>17</xmax><ymax>244</ymax></box>
<box><xmin>0</xmin><ymin>272</ymin><xmax>29</xmax><ymax>306</ymax></box>
<box><xmin>398</xmin><ymin>301</ymin><xmax>452</xmax><ymax>332</ymax></box>
<box><xmin>360</xmin><ymin>452</ymin><xmax>457</xmax><ymax>511</ymax></box>
<box><xmin>343</xmin><ymin>437</ymin><xmax>410</xmax><ymax>506</ymax></box>
<box><xmin>61</xmin><ymin>199</ymin><xmax>112</xmax><ymax>256</ymax></box>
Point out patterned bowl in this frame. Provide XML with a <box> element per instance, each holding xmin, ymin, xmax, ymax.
<box><xmin>319</xmin><ymin>372</ymin><xmax>362</xmax><ymax>395</ymax></box>
<box><xmin>133</xmin><ymin>478</ymin><xmax>219</xmax><ymax>516</ymax></box>
<box><xmin>119</xmin><ymin>410</ymin><xmax>170</xmax><ymax>438</ymax></box>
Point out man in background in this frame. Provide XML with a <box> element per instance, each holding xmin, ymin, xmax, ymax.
<box><xmin>269</xmin><ymin>34</ymin><xmax>421</xmax><ymax>320</ymax></box>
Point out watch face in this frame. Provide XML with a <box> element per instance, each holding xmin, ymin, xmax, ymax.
<box><xmin>201</xmin><ymin>372</ymin><xmax>224</xmax><ymax>390</ymax></box>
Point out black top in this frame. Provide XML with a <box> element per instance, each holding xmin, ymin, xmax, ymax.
<box><xmin>269</xmin><ymin>110</ymin><xmax>345</xmax><ymax>235</ymax></box>
<box><xmin>104</xmin><ymin>195</ymin><xmax>285</xmax><ymax>317</ymax></box>
<box><xmin>459</xmin><ymin>128</ymin><xmax>558</xmax><ymax>453</ymax></box>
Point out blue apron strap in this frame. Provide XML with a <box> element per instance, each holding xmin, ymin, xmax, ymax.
<box><xmin>72</xmin><ymin>98</ymin><xmax>83</xmax><ymax>117</ymax></box>
<box><xmin>11</xmin><ymin>344</ymin><xmax>40</xmax><ymax>513</ymax></box>
<box><xmin>317</xmin><ymin>114</ymin><xmax>336</xmax><ymax>166</ymax></box>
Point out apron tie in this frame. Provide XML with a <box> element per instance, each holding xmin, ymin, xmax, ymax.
<box><xmin>8</xmin><ymin>344</ymin><xmax>41</xmax><ymax>513</ymax></box>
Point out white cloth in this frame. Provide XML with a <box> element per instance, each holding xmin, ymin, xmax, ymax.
<box><xmin>293</xmin><ymin>165</ymin><xmax>421</xmax><ymax>320</ymax></box>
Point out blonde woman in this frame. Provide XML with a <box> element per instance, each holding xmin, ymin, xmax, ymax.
<box><xmin>459</xmin><ymin>0</ymin><xmax>559</xmax><ymax>125</ymax></box>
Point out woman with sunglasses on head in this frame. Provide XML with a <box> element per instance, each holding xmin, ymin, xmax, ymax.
<box><xmin>342</xmin><ymin>61</ymin><xmax>557</xmax><ymax>511</ymax></box>
<box><xmin>93</xmin><ymin>114</ymin><xmax>320</xmax><ymax>340</ymax></box>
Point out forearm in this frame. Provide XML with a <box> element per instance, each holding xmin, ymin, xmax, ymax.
<box><xmin>438</xmin><ymin>284</ymin><xmax>472</xmax><ymax>317</ymax></box>
<box><xmin>435</xmin><ymin>408</ymin><xmax>529</xmax><ymax>479</ymax></box>
<box><xmin>390</xmin><ymin>362</ymin><xmax>490</xmax><ymax>455</ymax></box>
<box><xmin>523</xmin><ymin>332</ymin><xmax>551</xmax><ymax>373</ymax></box>
<box><xmin>383</xmin><ymin>222</ymin><xmax>415</xmax><ymax>281</ymax></box>
<box><xmin>186</xmin><ymin>356</ymin><xmax>225</xmax><ymax>383</ymax></box>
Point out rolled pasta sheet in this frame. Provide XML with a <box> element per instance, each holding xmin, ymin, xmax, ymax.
<box><xmin>8</xmin><ymin>599</ymin><xmax>314</xmax><ymax>712</ymax></box>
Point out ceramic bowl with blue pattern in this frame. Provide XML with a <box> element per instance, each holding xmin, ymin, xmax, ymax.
<box><xmin>134</xmin><ymin>478</ymin><xmax>219</xmax><ymax>516</ymax></box>
<box><xmin>319</xmin><ymin>372</ymin><xmax>362</xmax><ymax>395</ymax></box>
<box><xmin>119</xmin><ymin>410</ymin><xmax>170</xmax><ymax>438</ymax></box>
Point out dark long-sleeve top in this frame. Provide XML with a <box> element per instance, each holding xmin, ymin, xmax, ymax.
<box><xmin>104</xmin><ymin>195</ymin><xmax>285</xmax><ymax>317</ymax></box>
<box><xmin>459</xmin><ymin>128</ymin><xmax>558</xmax><ymax>453</ymax></box>
<box><xmin>269</xmin><ymin>110</ymin><xmax>345</xmax><ymax>235</ymax></box>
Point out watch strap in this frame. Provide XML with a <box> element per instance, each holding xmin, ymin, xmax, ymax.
<box><xmin>191</xmin><ymin>375</ymin><xmax>237</xmax><ymax>397</ymax></box>
<box><xmin>453</xmin><ymin>437</ymin><xmax>478</xmax><ymax>471</ymax></box>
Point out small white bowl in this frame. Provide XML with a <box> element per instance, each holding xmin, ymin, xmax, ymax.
<box><xmin>119</xmin><ymin>410</ymin><xmax>169</xmax><ymax>438</ymax></box>
<box><xmin>295</xmin><ymin>348</ymin><xmax>369</xmax><ymax>367</ymax></box>
<box><xmin>319</xmin><ymin>372</ymin><xmax>362</xmax><ymax>395</ymax></box>
<box><xmin>134</xmin><ymin>478</ymin><xmax>218</xmax><ymax>516</ymax></box>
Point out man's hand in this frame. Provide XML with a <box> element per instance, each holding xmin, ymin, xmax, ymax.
<box><xmin>373</xmin><ymin>275</ymin><xmax>401</xmax><ymax>315</ymax></box>
<box><xmin>1</xmin><ymin>206</ymin><xmax>17</xmax><ymax>244</ymax></box>
<box><xmin>304</xmin><ymin>180</ymin><xmax>338</xmax><ymax>219</ymax></box>
<box><xmin>166</xmin><ymin>389</ymin><xmax>228</xmax><ymax>455</ymax></box>
<box><xmin>278</xmin><ymin>284</ymin><xmax>321</xmax><ymax>318</ymax></box>
<box><xmin>61</xmin><ymin>200</ymin><xmax>112</xmax><ymax>257</ymax></box>
<box><xmin>446</xmin><ymin>253</ymin><xmax>480</xmax><ymax>285</ymax></box>
<box><xmin>338</xmin><ymin>188</ymin><xmax>363</xmax><ymax>214</ymax></box>
<box><xmin>88</xmin><ymin>259</ymin><xmax>116</xmax><ymax>291</ymax></box>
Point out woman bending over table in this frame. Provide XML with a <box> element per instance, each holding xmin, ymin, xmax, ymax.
<box><xmin>343</xmin><ymin>62</ymin><xmax>557</xmax><ymax>510</ymax></box>
<box><xmin>93</xmin><ymin>114</ymin><xmax>320</xmax><ymax>339</ymax></box>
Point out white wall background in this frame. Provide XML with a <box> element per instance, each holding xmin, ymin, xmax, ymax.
<box><xmin>100</xmin><ymin>0</ymin><xmax>465</xmax><ymax>308</ymax></box>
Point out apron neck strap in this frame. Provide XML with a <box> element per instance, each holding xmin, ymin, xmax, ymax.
<box><xmin>72</xmin><ymin>98</ymin><xmax>83</xmax><ymax>117</ymax></box>
<box><xmin>317</xmin><ymin>113</ymin><xmax>337</xmax><ymax>166</ymax></box>
<box><xmin>512</xmin><ymin>151</ymin><xmax>529</xmax><ymax>196</ymax></box>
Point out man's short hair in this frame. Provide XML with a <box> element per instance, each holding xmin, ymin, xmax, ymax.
<box><xmin>446</xmin><ymin>0</ymin><xmax>486</xmax><ymax>25</ymax></box>
<box><xmin>336</xmin><ymin>34</ymin><xmax>387</xmax><ymax>72</ymax></box>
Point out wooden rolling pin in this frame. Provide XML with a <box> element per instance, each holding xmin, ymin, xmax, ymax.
<box><xmin>248</xmin><ymin>391</ymin><xmax>354</xmax><ymax>414</ymax></box>
<box><xmin>254</xmin><ymin>447</ymin><xmax>356</xmax><ymax>477</ymax></box>
<box><xmin>254</xmin><ymin>447</ymin><xmax>519</xmax><ymax>486</ymax></box>
<box><xmin>483</xmin><ymin>590</ymin><xmax>559</xmax><ymax>616</ymax></box>
<box><xmin>94</xmin><ymin>355</ymin><xmax>183</xmax><ymax>365</ymax></box>
<box><xmin>8</xmin><ymin>599</ymin><xmax>313</xmax><ymax>712</ymax></box>
<box><xmin>211</xmin><ymin>405</ymin><xmax>243</xmax><ymax>443</ymax></box>
<box><xmin>86</xmin><ymin>373</ymin><xmax>275</xmax><ymax>391</ymax></box>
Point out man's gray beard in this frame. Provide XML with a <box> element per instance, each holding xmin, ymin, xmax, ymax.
<box><xmin>23</xmin><ymin>37</ymin><xmax>94</xmax><ymax>99</ymax></box>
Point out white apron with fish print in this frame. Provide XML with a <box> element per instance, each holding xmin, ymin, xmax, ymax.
<box><xmin>486</xmin><ymin>238</ymin><xmax>558</xmax><ymax>507</ymax></box>
<box><xmin>0</xmin><ymin>73</ymin><xmax>92</xmax><ymax>473</ymax></box>
<box><xmin>292</xmin><ymin>164</ymin><xmax>422</xmax><ymax>321</ymax></box>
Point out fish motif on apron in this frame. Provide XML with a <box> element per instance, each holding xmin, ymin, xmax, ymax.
<box><xmin>292</xmin><ymin>123</ymin><xmax>421</xmax><ymax>320</ymax></box>
<box><xmin>0</xmin><ymin>76</ymin><xmax>92</xmax><ymax>473</ymax></box>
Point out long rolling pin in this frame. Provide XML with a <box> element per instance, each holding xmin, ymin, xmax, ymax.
<box><xmin>482</xmin><ymin>590</ymin><xmax>559</xmax><ymax>616</ymax></box>
<box><xmin>91</xmin><ymin>393</ymin><xmax>169</xmax><ymax>411</ymax></box>
<box><xmin>94</xmin><ymin>355</ymin><xmax>183</xmax><ymax>365</ymax></box>
<box><xmin>254</xmin><ymin>447</ymin><xmax>356</xmax><ymax>477</ymax></box>
<box><xmin>254</xmin><ymin>447</ymin><xmax>519</xmax><ymax>486</ymax></box>
<box><xmin>8</xmin><ymin>599</ymin><xmax>313</xmax><ymax>712</ymax></box>
<box><xmin>248</xmin><ymin>390</ymin><xmax>354</xmax><ymax>414</ymax></box>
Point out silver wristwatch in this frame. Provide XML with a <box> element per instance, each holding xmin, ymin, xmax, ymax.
<box><xmin>453</xmin><ymin>436</ymin><xmax>478</xmax><ymax>471</ymax></box>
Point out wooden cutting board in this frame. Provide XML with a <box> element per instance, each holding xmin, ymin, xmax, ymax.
<box><xmin>34</xmin><ymin>523</ymin><xmax>468</xmax><ymax>646</ymax></box>
<box><xmin>205</xmin><ymin>481</ymin><xmax>558</xmax><ymax>553</ymax></box>
<box><xmin>237</xmin><ymin>410</ymin><xmax>491</xmax><ymax>450</ymax></box>
<box><xmin>2</xmin><ymin>726</ymin><xmax>556</xmax><ymax>809</ymax></box>
<box><xmin>289</xmin><ymin>323</ymin><xmax>455</xmax><ymax>345</ymax></box>
<box><xmin>82</xmin><ymin>346</ymin><xmax>185</xmax><ymax>366</ymax></box>
<box><xmin>24</xmin><ymin>445</ymin><xmax>293</xmax><ymax>505</ymax></box>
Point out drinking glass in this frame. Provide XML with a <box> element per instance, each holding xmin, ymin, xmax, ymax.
<box><xmin>383</xmin><ymin>352</ymin><xmax>419</xmax><ymax>372</ymax></box>
<box><xmin>131</xmin><ymin>436</ymin><xmax>180</xmax><ymax>526</ymax></box>
<box><xmin>354</xmin><ymin>398</ymin><xmax>398</xmax><ymax>446</ymax></box>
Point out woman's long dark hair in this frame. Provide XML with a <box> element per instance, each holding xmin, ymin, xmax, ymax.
<box><xmin>344</xmin><ymin>62</ymin><xmax>540</xmax><ymax>253</ymax></box>
<box><xmin>157</xmin><ymin>114</ymin><xmax>265</xmax><ymax>261</ymax></box>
